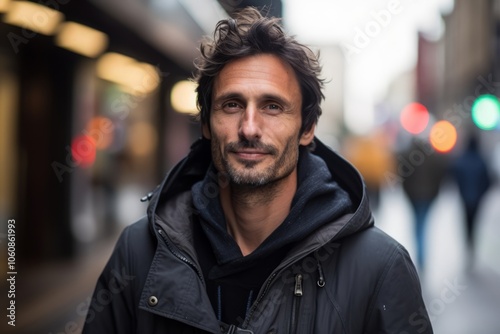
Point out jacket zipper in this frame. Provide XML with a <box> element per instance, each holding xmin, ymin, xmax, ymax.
<box><xmin>289</xmin><ymin>274</ymin><xmax>303</xmax><ymax>333</ymax></box>
<box><xmin>242</xmin><ymin>271</ymin><xmax>279</xmax><ymax>328</ymax></box>
<box><xmin>157</xmin><ymin>228</ymin><xmax>205</xmax><ymax>284</ymax></box>
<box><xmin>242</xmin><ymin>248</ymin><xmax>324</xmax><ymax>329</ymax></box>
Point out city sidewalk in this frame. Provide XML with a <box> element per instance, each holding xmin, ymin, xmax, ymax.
<box><xmin>0</xmin><ymin>237</ymin><xmax>118</xmax><ymax>334</ymax></box>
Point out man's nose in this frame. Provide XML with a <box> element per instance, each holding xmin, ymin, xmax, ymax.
<box><xmin>239</xmin><ymin>106</ymin><xmax>262</xmax><ymax>140</ymax></box>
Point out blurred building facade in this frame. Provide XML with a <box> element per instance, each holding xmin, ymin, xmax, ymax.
<box><xmin>0</xmin><ymin>0</ymin><xmax>190</xmax><ymax>269</ymax></box>
<box><xmin>0</xmin><ymin>0</ymin><xmax>281</xmax><ymax>267</ymax></box>
<box><xmin>438</xmin><ymin>0</ymin><xmax>500</xmax><ymax>151</ymax></box>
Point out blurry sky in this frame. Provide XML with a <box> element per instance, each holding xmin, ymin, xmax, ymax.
<box><xmin>283</xmin><ymin>0</ymin><xmax>455</xmax><ymax>134</ymax></box>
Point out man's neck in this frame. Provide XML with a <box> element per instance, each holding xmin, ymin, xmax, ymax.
<box><xmin>219</xmin><ymin>170</ymin><xmax>297</xmax><ymax>256</ymax></box>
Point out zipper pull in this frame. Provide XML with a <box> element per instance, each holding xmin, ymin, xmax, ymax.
<box><xmin>294</xmin><ymin>274</ymin><xmax>303</xmax><ymax>296</ymax></box>
<box><xmin>140</xmin><ymin>191</ymin><xmax>154</xmax><ymax>202</ymax></box>
<box><xmin>316</xmin><ymin>260</ymin><xmax>325</xmax><ymax>288</ymax></box>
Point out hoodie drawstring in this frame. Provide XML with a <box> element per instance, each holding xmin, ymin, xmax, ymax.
<box><xmin>217</xmin><ymin>285</ymin><xmax>222</xmax><ymax>321</ymax></box>
<box><xmin>245</xmin><ymin>290</ymin><xmax>254</xmax><ymax>316</ymax></box>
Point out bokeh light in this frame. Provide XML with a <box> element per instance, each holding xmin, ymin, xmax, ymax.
<box><xmin>429</xmin><ymin>120</ymin><xmax>457</xmax><ymax>153</ymax></box>
<box><xmin>400</xmin><ymin>102</ymin><xmax>430</xmax><ymax>134</ymax></box>
<box><xmin>471</xmin><ymin>94</ymin><xmax>500</xmax><ymax>130</ymax></box>
<box><xmin>55</xmin><ymin>21</ymin><xmax>108</xmax><ymax>58</ymax></box>
<box><xmin>96</xmin><ymin>52</ymin><xmax>160</xmax><ymax>96</ymax></box>
<box><xmin>171</xmin><ymin>80</ymin><xmax>198</xmax><ymax>114</ymax></box>
<box><xmin>86</xmin><ymin>116</ymin><xmax>114</xmax><ymax>150</ymax></box>
<box><xmin>71</xmin><ymin>135</ymin><xmax>96</xmax><ymax>167</ymax></box>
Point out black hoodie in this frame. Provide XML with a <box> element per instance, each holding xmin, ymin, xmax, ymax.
<box><xmin>191</xmin><ymin>147</ymin><xmax>353</xmax><ymax>324</ymax></box>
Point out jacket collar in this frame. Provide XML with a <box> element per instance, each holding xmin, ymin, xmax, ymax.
<box><xmin>148</xmin><ymin>136</ymin><xmax>373</xmax><ymax>254</ymax></box>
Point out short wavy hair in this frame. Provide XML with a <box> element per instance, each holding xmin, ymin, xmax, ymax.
<box><xmin>194</xmin><ymin>7</ymin><xmax>324</xmax><ymax>135</ymax></box>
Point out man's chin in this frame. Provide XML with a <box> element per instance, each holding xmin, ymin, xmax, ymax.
<box><xmin>227</xmin><ymin>169</ymin><xmax>270</xmax><ymax>187</ymax></box>
<box><xmin>231</xmin><ymin>178</ymin><xmax>269</xmax><ymax>187</ymax></box>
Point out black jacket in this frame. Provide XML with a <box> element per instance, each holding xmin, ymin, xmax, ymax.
<box><xmin>83</xmin><ymin>138</ymin><xmax>433</xmax><ymax>334</ymax></box>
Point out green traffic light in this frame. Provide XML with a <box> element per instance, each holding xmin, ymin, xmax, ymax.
<box><xmin>472</xmin><ymin>94</ymin><xmax>500</xmax><ymax>130</ymax></box>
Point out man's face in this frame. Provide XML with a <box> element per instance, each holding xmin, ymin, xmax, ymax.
<box><xmin>205</xmin><ymin>53</ymin><xmax>315</xmax><ymax>187</ymax></box>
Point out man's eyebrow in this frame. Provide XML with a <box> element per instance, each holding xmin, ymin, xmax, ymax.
<box><xmin>212</xmin><ymin>92</ymin><xmax>243</xmax><ymax>104</ymax></box>
<box><xmin>260</xmin><ymin>94</ymin><xmax>291</xmax><ymax>107</ymax></box>
<box><xmin>213</xmin><ymin>92</ymin><xmax>292</xmax><ymax>106</ymax></box>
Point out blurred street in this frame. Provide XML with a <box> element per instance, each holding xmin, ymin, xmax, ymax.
<box><xmin>0</xmin><ymin>236</ymin><xmax>118</xmax><ymax>334</ymax></box>
<box><xmin>376</xmin><ymin>181</ymin><xmax>500</xmax><ymax>334</ymax></box>
<box><xmin>1</xmin><ymin>0</ymin><xmax>500</xmax><ymax>333</ymax></box>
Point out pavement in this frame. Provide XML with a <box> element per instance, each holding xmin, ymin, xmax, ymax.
<box><xmin>0</xmin><ymin>238</ymin><xmax>117</xmax><ymax>334</ymax></box>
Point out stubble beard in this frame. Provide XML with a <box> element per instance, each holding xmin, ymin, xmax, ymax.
<box><xmin>211</xmin><ymin>136</ymin><xmax>300</xmax><ymax>189</ymax></box>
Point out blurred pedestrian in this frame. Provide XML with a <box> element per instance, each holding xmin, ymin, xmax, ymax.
<box><xmin>450</xmin><ymin>135</ymin><xmax>492</xmax><ymax>270</ymax></box>
<box><xmin>400</xmin><ymin>137</ymin><xmax>447</xmax><ymax>272</ymax></box>
<box><xmin>83</xmin><ymin>7</ymin><xmax>432</xmax><ymax>333</ymax></box>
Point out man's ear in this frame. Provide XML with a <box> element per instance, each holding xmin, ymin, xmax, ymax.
<box><xmin>202</xmin><ymin>122</ymin><xmax>211</xmax><ymax>139</ymax></box>
<box><xmin>299</xmin><ymin>124</ymin><xmax>315</xmax><ymax>146</ymax></box>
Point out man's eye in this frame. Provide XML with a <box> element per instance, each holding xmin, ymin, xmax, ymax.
<box><xmin>227</xmin><ymin>102</ymin><xmax>239</xmax><ymax>108</ymax></box>
<box><xmin>223</xmin><ymin>102</ymin><xmax>241</xmax><ymax>112</ymax></box>
<box><xmin>265</xmin><ymin>104</ymin><xmax>282</xmax><ymax>111</ymax></box>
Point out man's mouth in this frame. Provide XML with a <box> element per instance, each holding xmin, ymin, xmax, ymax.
<box><xmin>225</xmin><ymin>140</ymin><xmax>277</xmax><ymax>161</ymax></box>
<box><xmin>232</xmin><ymin>149</ymin><xmax>269</xmax><ymax>160</ymax></box>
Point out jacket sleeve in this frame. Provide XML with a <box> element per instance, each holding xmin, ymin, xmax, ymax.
<box><xmin>364</xmin><ymin>244</ymin><xmax>433</xmax><ymax>334</ymax></box>
<box><xmin>82</xmin><ymin>219</ymin><xmax>151</xmax><ymax>334</ymax></box>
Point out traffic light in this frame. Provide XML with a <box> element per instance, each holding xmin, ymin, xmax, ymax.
<box><xmin>471</xmin><ymin>94</ymin><xmax>500</xmax><ymax>130</ymax></box>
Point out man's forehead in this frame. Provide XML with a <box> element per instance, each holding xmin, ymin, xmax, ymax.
<box><xmin>212</xmin><ymin>54</ymin><xmax>301</xmax><ymax>98</ymax></box>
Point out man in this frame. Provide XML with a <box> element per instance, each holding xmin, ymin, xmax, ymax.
<box><xmin>83</xmin><ymin>7</ymin><xmax>432</xmax><ymax>334</ymax></box>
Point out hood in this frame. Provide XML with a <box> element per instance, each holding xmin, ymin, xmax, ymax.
<box><xmin>146</xmin><ymin>137</ymin><xmax>373</xmax><ymax>255</ymax></box>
